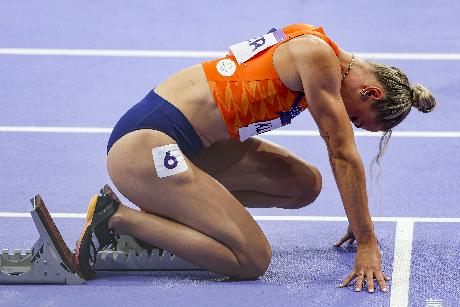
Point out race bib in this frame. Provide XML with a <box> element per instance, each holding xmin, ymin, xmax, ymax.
<box><xmin>229</xmin><ymin>29</ymin><xmax>286</xmax><ymax>64</ymax></box>
<box><xmin>238</xmin><ymin>118</ymin><xmax>283</xmax><ymax>141</ymax></box>
<box><xmin>238</xmin><ymin>94</ymin><xmax>305</xmax><ymax>141</ymax></box>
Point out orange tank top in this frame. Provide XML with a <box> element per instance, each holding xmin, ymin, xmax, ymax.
<box><xmin>202</xmin><ymin>24</ymin><xmax>340</xmax><ymax>141</ymax></box>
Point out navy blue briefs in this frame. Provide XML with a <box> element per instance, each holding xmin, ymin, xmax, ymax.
<box><xmin>107</xmin><ymin>90</ymin><xmax>204</xmax><ymax>159</ymax></box>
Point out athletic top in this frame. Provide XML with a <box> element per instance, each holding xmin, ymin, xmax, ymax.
<box><xmin>201</xmin><ymin>24</ymin><xmax>340</xmax><ymax>141</ymax></box>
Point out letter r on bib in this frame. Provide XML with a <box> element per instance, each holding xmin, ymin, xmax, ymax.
<box><xmin>248</xmin><ymin>36</ymin><xmax>266</xmax><ymax>51</ymax></box>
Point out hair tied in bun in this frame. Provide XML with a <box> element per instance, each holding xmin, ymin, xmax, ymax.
<box><xmin>411</xmin><ymin>84</ymin><xmax>436</xmax><ymax>113</ymax></box>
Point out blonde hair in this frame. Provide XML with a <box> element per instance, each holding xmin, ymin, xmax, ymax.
<box><xmin>369</xmin><ymin>63</ymin><xmax>437</xmax><ymax>201</ymax></box>
<box><xmin>371</xmin><ymin>63</ymin><xmax>436</xmax><ymax>130</ymax></box>
<box><xmin>370</xmin><ymin>63</ymin><xmax>436</xmax><ymax>166</ymax></box>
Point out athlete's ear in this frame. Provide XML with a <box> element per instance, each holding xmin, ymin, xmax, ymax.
<box><xmin>359</xmin><ymin>86</ymin><xmax>384</xmax><ymax>101</ymax></box>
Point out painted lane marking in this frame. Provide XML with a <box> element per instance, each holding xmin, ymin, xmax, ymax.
<box><xmin>1</xmin><ymin>213</ymin><xmax>460</xmax><ymax>222</ymax></box>
<box><xmin>390</xmin><ymin>220</ymin><xmax>415</xmax><ymax>307</ymax></box>
<box><xmin>0</xmin><ymin>212</ymin><xmax>86</xmax><ymax>218</ymax></box>
<box><xmin>0</xmin><ymin>48</ymin><xmax>225</xmax><ymax>58</ymax></box>
<box><xmin>1</xmin><ymin>126</ymin><xmax>460</xmax><ymax>138</ymax></box>
<box><xmin>1</xmin><ymin>48</ymin><xmax>460</xmax><ymax>60</ymax></box>
<box><xmin>358</xmin><ymin>53</ymin><xmax>460</xmax><ymax>61</ymax></box>
<box><xmin>0</xmin><ymin>126</ymin><xmax>112</xmax><ymax>133</ymax></box>
<box><xmin>263</xmin><ymin>130</ymin><xmax>460</xmax><ymax>138</ymax></box>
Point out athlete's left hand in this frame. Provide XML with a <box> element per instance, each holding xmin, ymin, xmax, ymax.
<box><xmin>339</xmin><ymin>242</ymin><xmax>390</xmax><ymax>293</ymax></box>
<box><xmin>334</xmin><ymin>224</ymin><xmax>355</xmax><ymax>247</ymax></box>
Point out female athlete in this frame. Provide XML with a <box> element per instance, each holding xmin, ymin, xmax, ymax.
<box><xmin>76</xmin><ymin>24</ymin><xmax>436</xmax><ymax>293</ymax></box>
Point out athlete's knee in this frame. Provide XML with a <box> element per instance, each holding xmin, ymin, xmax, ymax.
<box><xmin>286</xmin><ymin>165</ymin><xmax>322</xmax><ymax>209</ymax></box>
<box><xmin>302</xmin><ymin>165</ymin><xmax>322</xmax><ymax>204</ymax></box>
<box><xmin>232</xmin><ymin>241</ymin><xmax>272</xmax><ymax>280</ymax></box>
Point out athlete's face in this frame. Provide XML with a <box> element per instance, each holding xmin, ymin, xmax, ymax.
<box><xmin>346</xmin><ymin>86</ymin><xmax>385</xmax><ymax>132</ymax></box>
<box><xmin>348</xmin><ymin>107</ymin><xmax>382</xmax><ymax>132</ymax></box>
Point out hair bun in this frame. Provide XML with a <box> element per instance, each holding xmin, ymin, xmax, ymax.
<box><xmin>411</xmin><ymin>84</ymin><xmax>436</xmax><ymax>113</ymax></box>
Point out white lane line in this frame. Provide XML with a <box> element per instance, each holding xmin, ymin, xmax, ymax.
<box><xmin>0</xmin><ymin>212</ymin><xmax>86</xmax><ymax>218</ymax></box>
<box><xmin>1</xmin><ymin>48</ymin><xmax>460</xmax><ymax>60</ymax></box>
<box><xmin>1</xmin><ymin>126</ymin><xmax>460</xmax><ymax>138</ymax></box>
<box><xmin>390</xmin><ymin>220</ymin><xmax>415</xmax><ymax>307</ymax></box>
<box><xmin>255</xmin><ymin>216</ymin><xmax>460</xmax><ymax>223</ymax></box>
<box><xmin>264</xmin><ymin>130</ymin><xmax>460</xmax><ymax>138</ymax></box>
<box><xmin>367</xmin><ymin>217</ymin><xmax>460</xmax><ymax>223</ymax></box>
<box><xmin>0</xmin><ymin>126</ymin><xmax>112</xmax><ymax>133</ymax></box>
<box><xmin>1</xmin><ymin>213</ymin><xmax>459</xmax><ymax>222</ymax></box>
<box><xmin>0</xmin><ymin>48</ymin><xmax>226</xmax><ymax>58</ymax></box>
<box><xmin>358</xmin><ymin>53</ymin><xmax>460</xmax><ymax>61</ymax></box>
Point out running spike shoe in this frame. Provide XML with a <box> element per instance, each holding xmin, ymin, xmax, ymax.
<box><xmin>76</xmin><ymin>192</ymin><xmax>120</xmax><ymax>279</ymax></box>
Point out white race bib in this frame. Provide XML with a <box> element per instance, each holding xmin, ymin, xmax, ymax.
<box><xmin>238</xmin><ymin>118</ymin><xmax>283</xmax><ymax>141</ymax></box>
<box><xmin>229</xmin><ymin>29</ymin><xmax>286</xmax><ymax>64</ymax></box>
<box><xmin>238</xmin><ymin>93</ymin><xmax>305</xmax><ymax>141</ymax></box>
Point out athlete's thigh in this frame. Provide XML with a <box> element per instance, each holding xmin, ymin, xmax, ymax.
<box><xmin>191</xmin><ymin>137</ymin><xmax>319</xmax><ymax>196</ymax></box>
<box><xmin>107</xmin><ymin>130</ymin><xmax>270</xmax><ymax>260</ymax></box>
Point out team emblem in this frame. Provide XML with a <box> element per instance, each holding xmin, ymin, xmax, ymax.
<box><xmin>216</xmin><ymin>59</ymin><xmax>236</xmax><ymax>77</ymax></box>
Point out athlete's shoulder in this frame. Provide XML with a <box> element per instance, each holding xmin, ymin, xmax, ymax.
<box><xmin>282</xmin><ymin>23</ymin><xmax>328</xmax><ymax>36</ymax></box>
<box><xmin>286</xmin><ymin>32</ymin><xmax>342</xmax><ymax>93</ymax></box>
<box><xmin>283</xmin><ymin>23</ymin><xmax>315</xmax><ymax>32</ymax></box>
<box><xmin>287</xmin><ymin>34</ymin><xmax>338</xmax><ymax>66</ymax></box>
<box><xmin>282</xmin><ymin>23</ymin><xmax>340</xmax><ymax>55</ymax></box>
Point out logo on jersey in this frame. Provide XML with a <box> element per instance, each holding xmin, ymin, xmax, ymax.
<box><xmin>216</xmin><ymin>59</ymin><xmax>236</xmax><ymax>77</ymax></box>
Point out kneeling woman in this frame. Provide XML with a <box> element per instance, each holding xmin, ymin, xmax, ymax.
<box><xmin>76</xmin><ymin>24</ymin><xmax>435</xmax><ymax>293</ymax></box>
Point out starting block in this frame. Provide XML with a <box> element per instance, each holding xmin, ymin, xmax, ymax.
<box><xmin>0</xmin><ymin>195</ymin><xmax>84</xmax><ymax>284</ymax></box>
<box><xmin>96</xmin><ymin>235</ymin><xmax>199</xmax><ymax>271</ymax></box>
<box><xmin>0</xmin><ymin>186</ymin><xmax>200</xmax><ymax>285</ymax></box>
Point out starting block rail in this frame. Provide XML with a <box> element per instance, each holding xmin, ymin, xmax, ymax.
<box><xmin>0</xmin><ymin>186</ymin><xmax>200</xmax><ymax>285</ymax></box>
<box><xmin>96</xmin><ymin>235</ymin><xmax>199</xmax><ymax>271</ymax></box>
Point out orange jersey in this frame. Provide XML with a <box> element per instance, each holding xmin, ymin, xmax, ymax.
<box><xmin>202</xmin><ymin>24</ymin><xmax>340</xmax><ymax>140</ymax></box>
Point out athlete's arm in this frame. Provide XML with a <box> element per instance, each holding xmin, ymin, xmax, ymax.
<box><xmin>289</xmin><ymin>37</ymin><xmax>388</xmax><ymax>293</ymax></box>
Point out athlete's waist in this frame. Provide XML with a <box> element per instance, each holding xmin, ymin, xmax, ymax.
<box><xmin>154</xmin><ymin>70</ymin><xmax>231</xmax><ymax>147</ymax></box>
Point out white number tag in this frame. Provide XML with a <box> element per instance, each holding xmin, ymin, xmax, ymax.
<box><xmin>152</xmin><ymin>144</ymin><xmax>188</xmax><ymax>178</ymax></box>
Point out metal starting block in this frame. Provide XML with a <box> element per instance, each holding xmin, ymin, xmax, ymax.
<box><xmin>95</xmin><ymin>235</ymin><xmax>199</xmax><ymax>271</ymax></box>
<box><xmin>0</xmin><ymin>186</ymin><xmax>200</xmax><ymax>285</ymax></box>
<box><xmin>0</xmin><ymin>195</ymin><xmax>84</xmax><ymax>284</ymax></box>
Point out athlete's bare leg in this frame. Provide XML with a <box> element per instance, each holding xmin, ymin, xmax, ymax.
<box><xmin>107</xmin><ymin>130</ymin><xmax>271</xmax><ymax>280</ymax></box>
<box><xmin>191</xmin><ymin>137</ymin><xmax>322</xmax><ymax>209</ymax></box>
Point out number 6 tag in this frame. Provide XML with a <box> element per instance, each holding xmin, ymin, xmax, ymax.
<box><xmin>152</xmin><ymin>144</ymin><xmax>188</xmax><ymax>178</ymax></box>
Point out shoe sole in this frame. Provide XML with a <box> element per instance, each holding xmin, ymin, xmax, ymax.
<box><xmin>76</xmin><ymin>194</ymin><xmax>99</xmax><ymax>280</ymax></box>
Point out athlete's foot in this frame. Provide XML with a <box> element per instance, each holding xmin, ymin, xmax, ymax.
<box><xmin>107</xmin><ymin>203</ymin><xmax>129</xmax><ymax>233</ymax></box>
<box><xmin>106</xmin><ymin>202</ymin><xmax>162</xmax><ymax>253</ymax></box>
<box><xmin>100</xmin><ymin>184</ymin><xmax>161</xmax><ymax>254</ymax></box>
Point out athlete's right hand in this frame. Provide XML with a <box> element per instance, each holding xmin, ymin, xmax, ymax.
<box><xmin>339</xmin><ymin>242</ymin><xmax>390</xmax><ymax>293</ymax></box>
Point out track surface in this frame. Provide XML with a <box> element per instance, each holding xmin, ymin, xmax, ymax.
<box><xmin>0</xmin><ymin>1</ymin><xmax>459</xmax><ymax>306</ymax></box>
